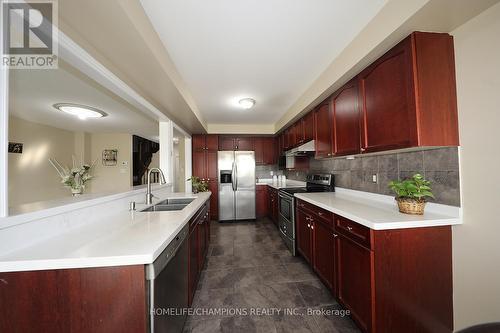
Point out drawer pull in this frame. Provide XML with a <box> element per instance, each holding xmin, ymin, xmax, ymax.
<box><xmin>347</xmin><ymin>226</ymin><xmax>353</xmax><ymax>231</ymax></box>
<box><xmin>318</xmin><ymin>211</ymin><xmax>323</xmax><ymax>216</ymax></box>
<box><xmin>307</xmin><ymin>224</ymin><xmax>310</xmax><ymax>228</ymax></box>
<box><xmin>333</xmin><ymin>233</ymin><xmax>338</xmax><ymax>238</ymax></box>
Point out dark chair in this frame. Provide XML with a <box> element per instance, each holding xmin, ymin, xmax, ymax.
<box><xmin>456</xmin><ymin>323</ymin><xmax>500</xmax><ymax>333</ymax></box>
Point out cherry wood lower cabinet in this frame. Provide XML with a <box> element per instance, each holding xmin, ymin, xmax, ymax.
<box><xmin>188</xmin><ymin>202</ymin><xmax>210</xmax><ymax>306</ymax></box>
<box><xmin>267</xmin><ymin>186</ymin><xmax>279</xmax><ymax>226</ymax></box>
<box><xmin>296</xmin><ymin>208</ymin><xmax>313</xmax><ymax>264</ymax></box>
<box><xmin>0</xmin><ymin>201</ymin><xmax>211</xmax><ymax>333</ymax></box>
<box><xmin>0</xmin><ymin>266</ymin><xmax>148</xmax><ymax>333</ymax></box>
<box><xmin>295</xmin><ymin>199</ymin><xmax>453</xmax><ymax>333</ymax></box>
<box><xmin>256</xmin><ymin>185</ymin><xmax>269</xmax><ymax>218</ymax></box>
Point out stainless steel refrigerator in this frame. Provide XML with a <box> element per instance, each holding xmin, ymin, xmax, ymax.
<box><xmin>218</xmin><ymin>151</ymin><xmax>256</xmax><ymax>221</ymax></box>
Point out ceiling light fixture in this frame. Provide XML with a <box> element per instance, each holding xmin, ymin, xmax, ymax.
<box><xmin>238</xmin><ymin>98</ymin><xmax>256</xmax><ymax>109</ymax></box>
<box><xmin>53</xmin><ymin>103</ymin><xmax>108</xmax><ymax>120</ymax></box>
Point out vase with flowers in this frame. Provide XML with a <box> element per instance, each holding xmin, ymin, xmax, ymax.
<box><xmin>49</xmin><ymin>156</ymin><xmax>97</xmax><ymax>196</ymax></box>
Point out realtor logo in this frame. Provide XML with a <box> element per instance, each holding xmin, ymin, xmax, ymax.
<box><xmin>2</xmin><ymin>0</ymin><xmax>58</xmax><ymax>69</ymax></box>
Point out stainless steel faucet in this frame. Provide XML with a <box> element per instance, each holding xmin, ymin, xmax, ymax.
<box><xmin>146</xmin><ymin>168</ymin><xmax>167</xmax><ymax>205</ymax></box>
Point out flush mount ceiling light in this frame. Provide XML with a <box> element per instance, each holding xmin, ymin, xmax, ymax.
<box><xmin>238</xmin><ymin>98</ymin><xmax>256</xmax><ymax>109</ymax></box>
<box><xmin>53</xmin><ymin>103</ymin><xmax>108</xmax><ymax>120</ymax></box>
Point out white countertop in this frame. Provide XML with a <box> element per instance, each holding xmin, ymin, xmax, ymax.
<box><xmin>295</xmin><ymin>189</ymin><xmax>461</xmax><ymax>230</ymax></box>
<box><xmin>0</xmin><ymin>192</ymin><xmax>211</xmax><ymax>272</ymax></box>
<box><xmin>256</xmin><ymin>179</ymin><xmax>306</xmax><ymax>189</ymax></box>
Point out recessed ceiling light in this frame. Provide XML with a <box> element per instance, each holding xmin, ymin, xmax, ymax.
<box><xmin>53</xmin><ymin>103</ymin><xmax>108</xmax><ymax>120</ymax></box>
<box><xmin>238</xmin><ymin>98</ymin><xmax>256</xmax><ymax>109</ymax></box>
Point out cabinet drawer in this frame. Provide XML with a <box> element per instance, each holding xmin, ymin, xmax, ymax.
<box><xmin>335</xmin><ymin>215</ymin><xmax>371</xmax><ymax>249</ymax></box>
<box><xmin>296</xmin><ymin>199</ymin><xmax>333</xmax><ymax>225</ymax></box>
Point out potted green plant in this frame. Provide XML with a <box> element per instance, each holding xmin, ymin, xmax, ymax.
<box><xmin>187</xmin><ymin>176</ymin><xmax>208</xmax><ymax>193</ymax></box>
<box><xmin>388</xmin><ymin>173</ymin><xmax>435</xmax><ymax>215</ymax></box>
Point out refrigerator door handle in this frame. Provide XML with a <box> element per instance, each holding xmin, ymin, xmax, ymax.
<box><xmin>234</xmin><ymin>162</ymin><xmax>238</xmax><ymax>190</ymax></box>
<box><xmin>231</xmin><ymin>162</ymin><xmax>236</xmax><ymax>191</ymax></box>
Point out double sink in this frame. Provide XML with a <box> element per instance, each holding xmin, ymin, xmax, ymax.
<box><xmin>140</xmin><ymin>198</ymin><xmax>195</xmax><ymax>212</ymax></box>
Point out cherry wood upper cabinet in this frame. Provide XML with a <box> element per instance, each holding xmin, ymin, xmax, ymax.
<box><xmin>294</xmin><ymin>120</ymin><xmax>305</xmax><ymax>146</ymax></box>
<box><xmin>358</xmin><ymin>32</ymin><xmax>459</xmax><ymax>153</ymax></box>
<box><xmin>219</xmin><ymin>136</ymin><xmax>255</xmax><ymax>151</ymax></box>
<box><xmin>192</xmin><ymin>151</ymin><xmax>206</xmax><ymax>179</ymax></box>
<box><xmin>262</xmin><ymin>137</ymin><xmax>276</xmax><ymax>164</ymax></box>
<box><xmin>303</xmin><ymin>111</ymin><xmax>315</xmax><ymax>142</ymax></box>
<box><xmin>314</xmin><ymin>101</ymin><xmax>333</xmax><ymax>159</ymax></box>
<box><xmin>254</xmin><ymin>138</ymin><xmax>264</xmax><ymax>165</ymax></box>
<box><xmin>253</xmin><ymin>137</ymin><xmax>275</xmax><ymax>165</ymax></box>
<box><xmin>193</xmin><ymin>134</ymin><xmax>219</xmax><ymax>151</ymax></box>
<box><xmin>332</xmin><ymin>79</ymin><xmax>361</xmax><ymax>156</ymax></box>
<box><xmin>218</xmin><ymin>136</ymin><xmax>235</xmax><ymax>151</ymax></box>
<box><xmin>235</xmin><ymin>137</ymin><xmax>254</xmax><ymax>150</ymax></box>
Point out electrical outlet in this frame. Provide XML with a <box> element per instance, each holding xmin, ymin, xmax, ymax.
<box><xmin>372</xmin><ymin>174</ymin><xmax>378</xmax><ymax>183</ymax></box>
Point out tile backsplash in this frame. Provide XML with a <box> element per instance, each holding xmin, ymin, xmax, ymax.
<box><xmin>285</xmin><ymin>147</ymin><xmax>460</xmax><ymax>207</ymax></box>
<box><xmin>255</xmin><ymin>165</ymin><xmax>283</xmax><ymax>180</ymax></box>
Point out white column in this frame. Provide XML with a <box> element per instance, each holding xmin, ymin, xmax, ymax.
<box><xmin>0</xmin><ymin>3</ymin><xmax>9</xmax><ymax>217</ymax></box>
<box><xmin>159</xmin><ymin>121</ymin><xmax>173</xmax><ymax>190</ymax></box>
<box><xmin>184</xmin><ymin>137</ymin><xmax>192</xmax><ymax>193</ymax></box>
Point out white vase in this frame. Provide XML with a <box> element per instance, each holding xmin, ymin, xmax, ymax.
<box><xmin>71</xmin><ymin>188</ymin><xmax>83</xmax><ymax>196</ymax></box>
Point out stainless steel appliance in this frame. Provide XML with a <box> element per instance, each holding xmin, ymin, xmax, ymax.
<box><xmin>146</xmin><ymin>224</ymin><xmax>189</xmax><ymax>333</ymax></box>
<box><xmin>278</xmin><ymin>174</ymin><xmax>335</xmax><ymax>255</ymax></box>
<box><xmin>218</xmin><ymin>151</ymin><xmax>256</xmax><ymax>221</ymax></box>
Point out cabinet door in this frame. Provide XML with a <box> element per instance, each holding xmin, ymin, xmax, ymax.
<box><xmin>296</xmin><ymin>209</ymin><xmax>312</xmax><ymax>263</ymax></box>
<box><xmin>192</xmin><ymin>135</ymin><xmax>206</xmax><ymax>151</ymax></box>
<box><xmin>236</xmin><ymin>137</ymin><xmax>254</xmax><ymax>151</ymax></box>
<box><xmin>208</xmin><ymin>181</ymin><xmax>218</xmax><ymax>221</ymax></box>
<box><xmin>198</xmin><ymin>212</ymin><xmax>208</xmax><ymax>270</ymax></box>
<box><xmin>188</xmin><ymin>224</ymin><xmax>199</xmax><ymax>306</ymax></box>
<box><xmin>254</xmin><ymin>137</ymin><xmax>264</xmax><ymax>165</ymax></box>
<box><xmin>205</xmin><ymin>135</ymin><xmax>219</xmax><ymax>151</ymax></box>
<box><xmin>192</xmin><ymin>151</ymin><xmax>206</xmax><ymax>179</ymax></box>
<box><xmin>262</xmin><ymin>137</ymin><xmax>276</xmax><ymax>165</ymax></box>
<box><xmin>312</xmin><ymin>219</ymin><xmax>336</xmax><ymax>291</ymax></box>
<box><xmin>296</xmin><ymin>120</ymin><xmax>305</xmax><ymax>145</ymax></box>
<box><xmin>337</xmin><ymin>234</ymin><xmax>373</xmax><ymax>332</ymax></box>
<box><xmin>332</xmin><ymin>79</ymin><xmax>361</xmax><ymax>156</ymax></box>
<box><xmin>314</xmin><ymin>102</ymin><xmax>333</xmax><ymax>158</ymax></box>
<box><xmin>256</xmin><ymin>185</ymin><xmax>268</xmax><ymax>218</ymax></box>
<box><xmin>206</xmin><ymin>151</ymin><xmax>218</xmax><ymax>181</ymax></box>
<box><xmin>303</xmin><ymin>112</ymin><xmax>314</xmax><ymax>142</ymax></box>
<box><xmin>358</xmin><ymin>36</ymin><xmax>417</xmax><ymax>153</ymax></box>
<box><xmin>293</xmin><ymin>122</ymin><xmax>299</xmax><ymax>146</ymax></box>
<box><xmin>219</xmin><ymin>137</ymin><xmax>235</xmax><ymax>151</ymax></box>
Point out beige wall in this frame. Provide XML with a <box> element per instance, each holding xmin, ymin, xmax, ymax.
<box><xmin>8</xmin><ymin>116</ymin><xmax>75</xmax><ymax>206</ymax></box>
<box><xmin>8</xmin><ymin>116</ymin><xmax>134</xmax><ymax>205</ymax></box>
<box><xmin>451</xmin><ymin>3</ymin><xmax>500</xmax><ymax>330</ymax></box>
<box><xmin>87</xmin><ymin>133</ymin><xmax>132</xmax><ymax>194</ymax></box>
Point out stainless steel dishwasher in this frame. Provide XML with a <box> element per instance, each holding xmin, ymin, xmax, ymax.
<box><xmin>146</xmin><ymin>224</ymin><xmax>189</xmax><ymax>333</ymax></box>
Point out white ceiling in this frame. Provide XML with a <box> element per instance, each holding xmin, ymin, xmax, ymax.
<box><xmin>140</xmin><ymin>0</ymin><xmax>386</xmax><ymax>125</ymax></box>
<box><xmin>9</xmin><ymin>61</ymin><xmax>159</xmax><ymax>141</ymax></box>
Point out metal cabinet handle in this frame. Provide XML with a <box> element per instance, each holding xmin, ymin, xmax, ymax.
<box><xmin>347</xmin><ymin>226</ymin><xmax>353</xmax><ymax>231</ymax></box>
<box><xmin>307</xmin><ymin>224</ymin><xmax>310</xmax><ymax>228</ymax></box>
<box><xmin>361</xmin><ymin>148</ymin><xmax>366</xmax><ymax>152</ymax></box>
<box><xmin>318</xmin><ymin>211</ymin><xmax>323</xmax><ymax>216</ymax></box>
<box><xmin>311</xmin><ymin>224</ymin><xmax>314</xmax><ymax>230</ymax></box>
<box><xmin>333</xmin><ymin>233</ymin><xmax>338</xmax><ymax>238</ymax></box>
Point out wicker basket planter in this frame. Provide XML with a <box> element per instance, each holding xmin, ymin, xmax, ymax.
<box><xmin>396</xmin><ymin>198</ymin><xmax>426</xmax><ymax>215</ymax></box>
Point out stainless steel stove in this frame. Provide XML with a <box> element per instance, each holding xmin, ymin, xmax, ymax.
<box><xmin>278</xmin><ymin>174</ymin><xmax>334</xmax><ymax>255</ymax></box>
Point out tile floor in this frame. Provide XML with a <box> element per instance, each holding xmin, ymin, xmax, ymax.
<box><xmin>183</xmin><ymin>217</ymin><xmax>361</xmax><ymax>333</ymax></box>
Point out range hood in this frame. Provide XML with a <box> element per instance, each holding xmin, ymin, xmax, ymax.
<box><xmin>285</xmin><ymin>140</ymin><xmax>315</xmax><ymax>156</ymax></box>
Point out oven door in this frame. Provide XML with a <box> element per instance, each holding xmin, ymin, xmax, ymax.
<box><xmin>278</xmin><ymin>192</ymin><xmax>294</xmax><ymax>223</ymax></box>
